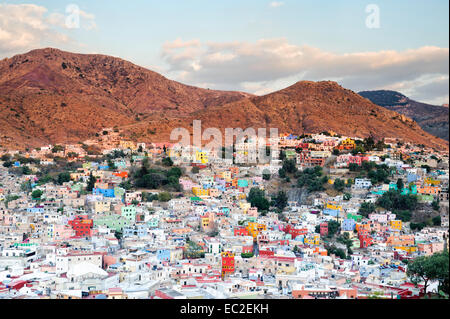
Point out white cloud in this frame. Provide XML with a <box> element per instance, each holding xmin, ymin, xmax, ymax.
<box><xmin>270</xmin><ymin>2</ymin><xmax>285</xmax><ymax>8</ymax></box>
<box><xmin>0</xmin><ymin>3</ymin><xmax>96</xmax><ymax>56</ymax></box>
<box><xmin>160</xmin><ymin>38</ymin><xmax>449</xmax><ymax>104</ymax></box>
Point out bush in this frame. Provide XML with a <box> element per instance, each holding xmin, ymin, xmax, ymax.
<box><xmin>376</xmin><ymin>190</ymin><xmax>418</xmax><ymax>211</ymax></box>
<box><xmin>359</xmin><ymin>202</ymin><xmax>376</xmax><ymax>217</ymax></box>
<box><xmin>31</xmin><ymin>190</ymin><xmax>43</xmax><ymax>200</ymax></box>
<box><xmin>334</xmin><ymin>178</ymin><xmax>345</xmax><ymax>192</ymax></box>
<box><xmin>158</xmin><ymin>192</ymin><xmax>172</xmax><ymax>202</ymax></box>
<box><xmin>192</xmin><ymin>166</ymin><xmax>200</xmax><ymax>174</ymax></box>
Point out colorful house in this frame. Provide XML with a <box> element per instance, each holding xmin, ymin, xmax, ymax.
<box><xmin>221</xmin><ymin>252</ymin><xmax>235</xmax><ymax>279</ymax></box>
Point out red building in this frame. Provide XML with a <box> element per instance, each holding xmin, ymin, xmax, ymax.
<box><xmin>259</xmin><ymin>249</ymin><xmax>275</xmax><ymax>257</ymax></box>
<box><xmin>234</xmin><ymin>227</ymin><xmax>249</xmax><ymax>237</ymax></box>
<box><xmin>221</xmin><ymin>252</ymin><xmax>235</xmax><ymax>279</ymax></box>
<box><xmin>283</xmin><ymin>225</ymin><xmax>308</xmax><ymax>239</ymax></box>
<box><xmin>68</xmin><ymin>215</ymin><xmax>93</xmax><ymax>238</ymax></box>
<box><xmin>359</xmin><ymin>234</ymin><xmax>373</xmax><ymax>248</ymax></box>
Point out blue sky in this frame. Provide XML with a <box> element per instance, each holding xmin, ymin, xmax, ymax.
<box><xmin>0</xmin><ymin>0</ymin><xmax>449</xmax><ymax>103</ymax></box>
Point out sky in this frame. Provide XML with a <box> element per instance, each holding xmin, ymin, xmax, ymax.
<box><xmin>0</xmin><ymin>0</ymin><xmax>449</xmax><ymax>104</ymax></box>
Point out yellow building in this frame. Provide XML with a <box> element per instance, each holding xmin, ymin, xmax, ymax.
<box><xmin>304</xmin><ymin>234</ymin><xmax>320</xmax><ymax>245</ymax></box>
<box><xmin>246</xmin><ymin>222</ymin><xmax>267</xmax><ymax>239</ymax></box>
<box><xmin>341</xmin><ymin>138</ymin><xmax>356</xmax><ymax>148</ymax></box>
<box><xmin>119</xmin><ymin>140</ymin><xmax>137</xmax><ymax>151</ymax></box>
<box><xmin>389</xmin><ymin>220</ymin><xmax>402</xmax><ymax>231</ymax></box>
<box><xmin>221</xmin><ymin>171</ymin><xmax>232</xmax><ymax>181</ymax></box>
<box><xmin>192</xmin><ymin>187</ymin><xmax>209</xmax><ymax>197</ymax></box>
<box><xmin>425</xmin><ymin>178</ymin><xmax>440</xmax><ymax>186</ymax></box>
<box><xmin>195</xmin><ymin>151</ymin><xmax>208</xmax><ymax>164</ymax></box>
<box><xmin>326</xmin><ymin>202</ymin><xmax>343</xmax><ymax>211</ymax></box>
<box><xmin>201</xmin><ymin>216</ymin><xmax>211</xmax><ymax>228</ymax></box>
<box><xmin>394</xmin><ymin>246</ymin><xmax>417</xmax><ymax>254</ymax></box>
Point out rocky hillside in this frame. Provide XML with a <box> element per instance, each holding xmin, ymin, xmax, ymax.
<box><xmin>0</xmin><ymin>48</ymin><xmax>251</xmax><ymax>149</ymax></box>
<box><xmin>126</xmin><ymin>81</ymin><xmax>448</xmax><ymax>151</ymax></box>
<box><xmin>0</xmin><ymin>48</ymin><xmax>447</xmax><ymax>151</ymax></box>
<box><xmin>359</xmin><ymin>90</ymin><xmax>449</xmax><ymax>141</ymax></box>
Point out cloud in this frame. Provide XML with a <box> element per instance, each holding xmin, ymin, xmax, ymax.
<box><xmin>160</xmin><ymin>38</ymin><xmax>449</xmax><ymax>104</ymax></box>
<box><xmin>0</xmin><ymin>3</ymin><xmax>96</xmax><ymax>57</ymax></box>
<box><xmin>269</xmin><ymin>2</ymin><xmax>285</xmax><ymax>8</ymax></box>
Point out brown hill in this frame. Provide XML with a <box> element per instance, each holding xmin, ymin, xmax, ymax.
<box><xmin>359</xmin><ymin>90</ymin><xmax>449</xmax><ymax>141</ymax></box>
<box><xmin>0</xmin><ymin>48</ymin><xmax>447</xmax><ymax>151</ymax></box>
<box><xmin>124</xmin><ymin>81</ymin><xmax>448</xmax><ymax>151</ymax></box>
<box><xmin>0</xmin><ymin>48</ymin><xmax>251</xmax><ymax>149</ymax></box>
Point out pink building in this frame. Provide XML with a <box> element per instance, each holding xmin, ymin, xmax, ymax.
<box><xmin>337</xmin><ymin>154</ymin><xmax>369</xmax><ymax>166</ymax></box>
<box><xmin>369</xmin><ymin>212</ymin><xmax>396</xmax><ymax>223</ymax></box>
<box><xmin>418</xmin><ymin>242</ymin><xmax>445</xmax><ymax>256</ymax></box>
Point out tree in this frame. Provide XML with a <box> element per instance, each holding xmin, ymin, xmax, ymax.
<box><xmin>397</xmin><ymin>178</ymin><xmax>404</xmax><ymax>191</ymax></box>
<box><xmin>247</xmin><ymin>187</ymin><xmax>270</xmax><ymax>211</ymax></box>
<box><xmin>31</xmin><ymin>189</ymin><xmax>43</xmax><ymax>200</ymax></box>
<box><xmin>327</xmin><ymin>220</ymin><xmax>340</xmax><ymax>237</ymax></box>
<box><xmin>1</xmin><ymin>154</ymin><xmax>11</xmax><ymax>162</ymax></box>
<box><xmin>158</xmin><ymin>192</ymin><xmax>172</xmax><ymax>202</ymax></box>
<box><xmin>333</xmin><ymin>178</ymin><xmax>345</xmax><ymax>192</ymax></box>
<box><xmin>57</xmin><ymin>172</ymin><xmax>71</xmax><ymax>185</ymax></box>
<box><xmin>274</xmin><ymin>191</ymin><xmax>288</xmax><ymax>211</ymax></box>
<box><xmin>262</xmin><ymin>172</ymin><xmax>271</xmax><ymax>181</ymax></box>
<box><xmin>359</xmin><ymin>202</ymin><xmax>376</xmax><ymax>217</ymax></box>
<box><xmin>343</xmin><ymin>193</ymin><xmax>352</xmax><ymax>201</ymax></box>
<box><xmin>376</xmin><ymin>190</ymin><xmax>418</xmax><ymax>211</ymax></box>
<box><xmin>432</xmin><ymin>199</ymin><xmax>440</xmax><ymax>211</ymax></box>
<box><xmin>87</xmin><ymin>173</ymin><xmax>97</xmax><ymax>191</ymax></box>
<box><xmin>432</xmin><ymin>216</ymin><xmax>441</xmax><ymax>226</ymax></box>
<box><xmin>282</xmin><ymin>159</ymin><xmax>297</xmax><ymax>174</ymax></box>
<box><xmin>278</xmin><ymin>168</ymin><xmax>286</xmax><ymax>178</ymax></box>
<box><xmin>407</xmin><ymin>251</ymin><xmax>449</xmax><ymax>294</ymax></box>
<box><xmin>162</xmin><ymin>157</ymin><xmax>173</xmax><ymax>167</ymax></box>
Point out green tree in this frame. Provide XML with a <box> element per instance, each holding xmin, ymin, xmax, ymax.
<box><xmin>282</xmin><ymin>159</ymin><xmax>297</xmax><ymax>174</ymax></box>
<box><xmin>162</xmin><ymin>157</ymin><xmax>173</xmax><ymax>167</ymax></box>
<box><xmin>278</xmin><ymin>168</ymin><xmax>286</xmax><ymax>178</ymax></box>
<box><xmin>86</xmin><ymin>173</ymin><xmax>97</xmax><ymax>192</ymax></box>
<box><xmin>432</xmin><ymin>199</ymin><xmax>440</xmax><ymax>211</ymax></box>
<box><xmin>57</xmin><ymin>172</ymin><xmax>71</xmax><ymax>185</ymax></box>
<box><xmin>327</xmin><ymin>220</ymin><xmax>341</xmax><ymax>237</ymax></box>
<box><xmin>158</xmin><ymin>192</ymin><xmax>172</xmax><ymax>202</ymax></box>
<box><xmin>247</xmin><ymin>187</ymin><xmax>270</xmax><ymax>211</ymax></box>
<box><xmin>31</xmin><ymin>189</ymin><xmax>43</xmax><ymax>200</ymax></box>
<box><xmin>274</xmin><ymin>191</ymin><xmax>288</xmax><ymax>211</ymax></box>
<box><xmin>397</xmin><ymin>178</ymin><xmax>404</xmax><ymax>191</ymax></box>
<box><xmin>359</xmin><ymin>202</ymin><xmax>376</xmax><ymax>217</ymax></box>
<box><xmin>407</xmin><ymin>251</ymin><xmax>449</xmax><ymax>294</ymax></box>
<box><xmin>432</xmin><ymin>216</ymin><xmax>441</xmax><ymax>226</ymax></box>
<box><xmin>333</xmin><ymin>178</ymin><xmax>345</xmax><ymax>192</ymax></box>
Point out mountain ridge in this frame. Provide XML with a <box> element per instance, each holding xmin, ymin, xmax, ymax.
<box><xmin>359</xmin><ymin>90</ymin><xmax>449</xmax><ymax>141</ymax></box>
<box><xmin>0</xmin><ymin>48</ymin><xmax>448</xmax><ymax>151</ymax></box>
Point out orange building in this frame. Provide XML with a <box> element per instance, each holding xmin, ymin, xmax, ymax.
<box><xmin>386</xmin><ymin>235</ymin><xmax>415</xmax><ymax>246</ymax></box>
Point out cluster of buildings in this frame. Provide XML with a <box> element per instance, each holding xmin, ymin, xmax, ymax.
<box><xmin>0</xmin><ymin>130</ymin><xmax>448</xmax><ymax>299</ymax></box>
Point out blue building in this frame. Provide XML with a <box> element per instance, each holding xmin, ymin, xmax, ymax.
<box><xmin>342</xmin><ymin>219</ymin><xmax>356</xmax><ymax>231</ymax></box>
<box><xmin>157</xmin><ymin>249</ymin><xmax>171</xmax><ymax>262</ymax></box>
<box><xmin>323</xmin><ymin>209</ymin><xmax>340</xmax><ymax>217</ymax></box>
<box><xmin>93</xmin><ymin>188</ymin><xmax>115</xmax><ymax>198</ymax></box>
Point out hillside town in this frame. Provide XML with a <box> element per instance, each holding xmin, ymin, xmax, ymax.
<box><xmin>0</xmin><ymin>128</ymin><xmax>448</xmax><ymax>300</ymax></box>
